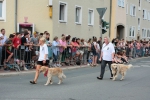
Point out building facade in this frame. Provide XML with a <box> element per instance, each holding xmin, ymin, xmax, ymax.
<box><xmin>110</xmin><ymin>0</ymin><xmax>150</xmax><ymax>41</ymax></box>
<box><xmin>0</xmin><ymin>0</ymin><xmax>111</xmax><ymax>40</ymax></box>
<box><xmin>1</xmin><ymin>0</ymin><xmax>150</xmax><ymax>41</ymax></box>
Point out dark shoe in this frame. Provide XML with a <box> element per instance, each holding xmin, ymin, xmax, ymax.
<box><xmin>4</xmin><ymin>68</ymin><xmax>9</xmax><ymax>71</ymax></box>
<box><xmin>30</xmin><ymin>81</ymin><xmax>36</xmax><ymax>84</ymax></box>
<box><xmin>5</xmin><ymin>62</ymin><xmax>9</xmax><ymax>64</ymax></box>
<box><xmin>97</xmin><ymin>77</ymin><xmax>103</xmax><ymax>80</ymax></box>
<box><xmin>110</xmin><ymin>77</ymin><xmax>113</xmax><ymax>79</ymax></box>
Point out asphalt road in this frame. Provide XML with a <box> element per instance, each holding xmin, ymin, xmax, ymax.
<box><xmin>0</xmin><ymin>57</ymin><xmax>150</xmax><ymax>100</ymax></box>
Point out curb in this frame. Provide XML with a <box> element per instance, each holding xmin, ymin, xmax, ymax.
<box><xmin>0</xmin><ymin>56</ymin><xmax>149</xmax><ymax>77</ymax></box>
<box><xmin>0</xmin><ymin>65</ymin><xmax>91</xmax><ymax>77</ymax></box>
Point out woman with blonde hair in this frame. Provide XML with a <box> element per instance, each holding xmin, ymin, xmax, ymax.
<box><xmin>30</xmin><ymin>37</ymin><xmax>49</xmax><ymax>84</ymax></box>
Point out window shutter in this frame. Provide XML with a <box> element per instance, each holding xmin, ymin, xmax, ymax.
<box><xmin>126</xmin><ymin>4</ymin><xmax>128</xmax><ymax>14</ymax></box>
<box><xmin>135</xmin><ymin>6</ymin><xmax>136</xmax><ymax>16</ymax></box>
<box><xmin>130</xmin><ymin>5</ymin><xmax>132</xmax><ymax>15</ymax></box>
<box><xmin>145</xmin><ymin>10</ymin><xmax>147</xmax><ymax>19</ymax></box>
<box><xmin>134</xmin><ymin>27</ymin><xmax>136</xmax><ymax>37</ymax></box>
<box><xmin>145</xmin><ymin>29</ymin><xmax>147</xmax><ymax>38</ymax></box>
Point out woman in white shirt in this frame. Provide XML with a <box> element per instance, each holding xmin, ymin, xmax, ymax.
<box><xmin>30</xmin><ymin>37</ymin><xmax>49</xmax><ymax>84</ymax></box>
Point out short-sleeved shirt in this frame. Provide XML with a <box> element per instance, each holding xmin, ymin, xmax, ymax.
<box><xmin>102</xmin><ymin>42</ymin><xmax>115</xmax><ymax>61</ymax></box>
<box><xmin>21</xmin><ymin>37</ymin><xmax>27</xmax><ymax>45</ymax></box>
<box><xmin>13</xmin><ymin>37</ymin><xmax>21</xmax><ymax>48</ymax></box>
<box><xmin>52</xmin><ymin>41</ymin><xmax>59</xmax><ymax>55</ymax></box>
<box><xmin>38</xmin><ymin>44</ymin><xmax>48</xmax><ymax>61</ymax></box>
<box><xmin>31</xmin><ymin>37</ymin><xmax>39</xmax><ymax>50</ymax></box>
<box><xmin>0</xmin><ymin>33</ymin><xmax>3</xmax><ymax>46</ymax></box>
<box><xmin>59</xmin><ymin>39</ymin><xmax>66</xmax><ymax>53</ymax></box>
<box><xmin>5</xmin><ymin>39</ymin><xmax>12</xmax><ymax>51</ymax></box>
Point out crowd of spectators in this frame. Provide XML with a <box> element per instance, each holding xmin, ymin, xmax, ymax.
<box><xmin>0</xmin><ymin>28</ymin><xmax>150</xmax><ymax>71</ymax></box>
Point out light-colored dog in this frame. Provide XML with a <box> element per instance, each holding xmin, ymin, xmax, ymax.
<box><xmin>111</xmin><ymin>64</ymin><xmax>132</xmax><ymax>81</ymax></box>
<box><xmin>39</xmin><ymin>66</ymin><xmax>66</xmax><ymax>85</ymax></box>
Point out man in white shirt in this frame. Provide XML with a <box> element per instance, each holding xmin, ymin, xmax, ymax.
<box><xmin>0</xmin><ymin>31</ymin><xmax>3</xmax><ymax>65</ymax></box>
<box><xmin>1</xmin><ymin>29</ymin><xmax>7</xmax><ymax>45</ymax></box>
<box><xmin>97</xmin><ymin>36</ymin><xmax>115</xmax><ymax>80</ymax></box>
<box><xmin>1</xmin><ymin>29</ymin><xmax>7</xmax><ymax>66</ymax></box>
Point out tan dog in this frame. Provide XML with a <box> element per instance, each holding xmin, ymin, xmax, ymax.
<box><xmin>111</xmin><ymin>64</ymin><xmax>132</xmax><ymax>81</ymax></box>
<box><xmin>39</xmin><ymin>66</ymin><xmax>66</xmax><ymax>85</ymax></box>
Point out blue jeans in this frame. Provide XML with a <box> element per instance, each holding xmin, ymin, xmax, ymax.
<box><xmin>136</xmin><ymin>49</ymin><xmax>141</xmax><ymax>56</ymax></box>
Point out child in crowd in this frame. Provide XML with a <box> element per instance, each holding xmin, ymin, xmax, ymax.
<box><xmin>4</xmin><ymin>34</ymin><xmax>15</xmax><ymax>64</ymax></box>
<box><xmin>113</xmin><ymin>53</ymin><xmax>123</xmax><ymax>64</ymax></box>
<box><xmin>121</xmin><ymin>51</ymin><xmax>129</xmax><ymax>63</ymax></box>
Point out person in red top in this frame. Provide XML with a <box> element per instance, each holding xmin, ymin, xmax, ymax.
<box><xmin>13</xmin><ymin>32</ymin><xmax>21</xmax><ymax>49</ymax></box>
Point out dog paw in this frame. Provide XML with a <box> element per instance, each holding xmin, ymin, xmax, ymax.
<box><xmin>120</xmin><ymin>79</ymin><xmax>123</xmax><ymax>81</ymax></box>
<box><xmin>58</xmin><ymin>83</ymin><xmax>61</xmax><ymax>85</ymax></box>
<box><xmin>50</xmin><ymin>82</ymin><xmax>53</xmax><ymax>84</ymax></box>
<box><xmin>112</xmin><ymin>79</ymin><xmax>115</xmax><ymax>81</ymax></box>
<box><xmin>44</xmin><ymin>84</ymin><xmax>48</xmax><ymax>86</ymax></box>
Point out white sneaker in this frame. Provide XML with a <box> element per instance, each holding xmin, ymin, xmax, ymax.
<box><xmin>57</xmin><ymin>64</ymin><xmax>62</xmax><ymax>67</ymax></box>
<box><xmin>24</xmin><ymin>67</ymin><xmax>28</xmax><ymax>71</ymax></box>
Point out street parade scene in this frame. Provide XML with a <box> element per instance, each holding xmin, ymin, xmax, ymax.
<box><xmin>0</xmin><ymin>0</ymin><xmax>150</xmax><ymax>100</ymax></box>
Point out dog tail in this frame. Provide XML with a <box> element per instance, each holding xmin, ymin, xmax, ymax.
<box><xmin>62</xmin><ymin>73</ymin><xmax>66</xmax><ymax>79</ymax></box>
<box><xmin>127</xmin><ymin>64</ymin><xmax>132</xmax><ymax>69</ymax></box>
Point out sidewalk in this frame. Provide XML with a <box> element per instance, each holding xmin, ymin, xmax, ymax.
<box><xmin>0</xmin><ymin>56</ymin><xmax>149</xmax><ymax>77</ymax></box>
<box><xmin>0</xmin><ymin>65</ymin><xmax>91</xmax><ymax>77</ymax></box>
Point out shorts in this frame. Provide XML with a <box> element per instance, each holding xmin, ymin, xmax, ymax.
<box><xmin>92</xmin><ymin>50</ymin><xmax>97</xmax><ymax>56</ymax></box>
<box><xmin>78</xmin><ymin>50</ymin><xmax>84</xmax><ymax>55</ymax></box>
<box><xmin>6</xmin><ymin>50</ymin><xmax>13</xmax><ymax>58</ymax></box>
<box><xmin>37</xmin><ymin>60</ymin><xmax>49</xmax><ymax>66</ymax></box>
<box><xmin>72</xmin><ymin>52</ymin><xmax>76</xmax><ymax>56</ymax></box>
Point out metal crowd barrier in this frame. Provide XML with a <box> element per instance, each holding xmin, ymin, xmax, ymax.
<box><xmin>0</xmin><ymin>45</ymin><xmax>37</xmax><ymax>71</ymax></box>
<box><xmin>1</xmin><ymin>44</ymin><xmax>149</xmax><ymax>71</ymax></box>
<box><xmin>114</xmin><ymin>46</ymin><xmax>150</xmax><ymax>58</ymax></box>
<box><xmin>50</xmin><ymin>46</ymin><xmax>90</xmax><ymax>66</ymax></box>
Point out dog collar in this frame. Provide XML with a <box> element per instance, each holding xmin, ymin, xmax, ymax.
<box><xmin>44</xmin><ymin>70</ymin><xmax>48</xmax><ymax>77</ymax></box>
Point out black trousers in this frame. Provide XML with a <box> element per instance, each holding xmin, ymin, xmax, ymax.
<box><xmin>100</xmin><ymin>60</ymin><xmax>113</xmax><ymax>78</ymax></box>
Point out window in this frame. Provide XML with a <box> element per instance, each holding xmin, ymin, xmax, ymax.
<box><xmin>0</xmin><ymin>1</ymin><xmax>2</xmax><ymax>17</ymax></box>
<box><xmin>138</xmin><ymin>0</ymin><xmax>141</xmax><ymax>10</ymax></box>
<box><xmin>148</xmin><ymin>11</ymin><xmax>150</xmax><ymax>21</ymax></box>
<box><xmin>59</xmin><ymin>2</ymin><xmax>67</xmax><ymax>22</ymax></box>
<box><xmin>126</xmin><ymin>3</ymin><xmax>128</xmax><ymax>14</ymax></box>
<box><xmin>118</xmin><ymin>0</ymin><xmax>124</xmax><ymax>7</ymax></box>
<box><xmin>142</xmin><ymin>28</ymin><xmax>147</xmax><ymax>38</ymax></box>
<box><xmin>143</xmin><ymin>9</ymin><xmax>147</xmax><ymax>20</ymax></box>
<box><xmin>75</xmin><ymin>6</ymin><xmax>82</xmax><ymax>24</ymax></box>
<box><xmin>132</xmin><ymin>26</ymin><xmax>135</xmax><ymax>37</ymax></box>
<box><xmin>138</xmin><ymin>18</ymin><xmax>140</xmax><ymax>30</ymax></box>
<box><xmin>133</xmin><ymin>6</ymin><xmax>136</xmax><ymax>16</ymax></box>
<box><xmin>130</xmin><ymin>4</ymin><xmax>136</xmax><ymax>16</ymax></box>
<box><xmin>88</xmin><ymin>9</ymin><xmax>94</xmax><ymax>26</ymax></box>
<box><xmin>147</xmin><ymin>30</ymin><xmax>150</xmax><ymax>38</ymax></box>
<box><xmin>129</xmin><ymin>27</ymin><xmax>132</xmax><ymax>37</ymax></box>
<box><xmin>121</xmin><ymin>0</ymin><xmax>125</xmax><ymax>7</ymax></box>
<box><xmin>0</xmin><ymin>0</ymin><xmax>6</xmax><ymax>21</ymax></box>
<box><xmin>129</xmin><ymin>26</ymin><xmax>135</xmax><ymax>37</ymax></box>
<box><xmin>118</xmin><ymin>0</ymin><xmax>122</xmax><ymax>7</ymax></box>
